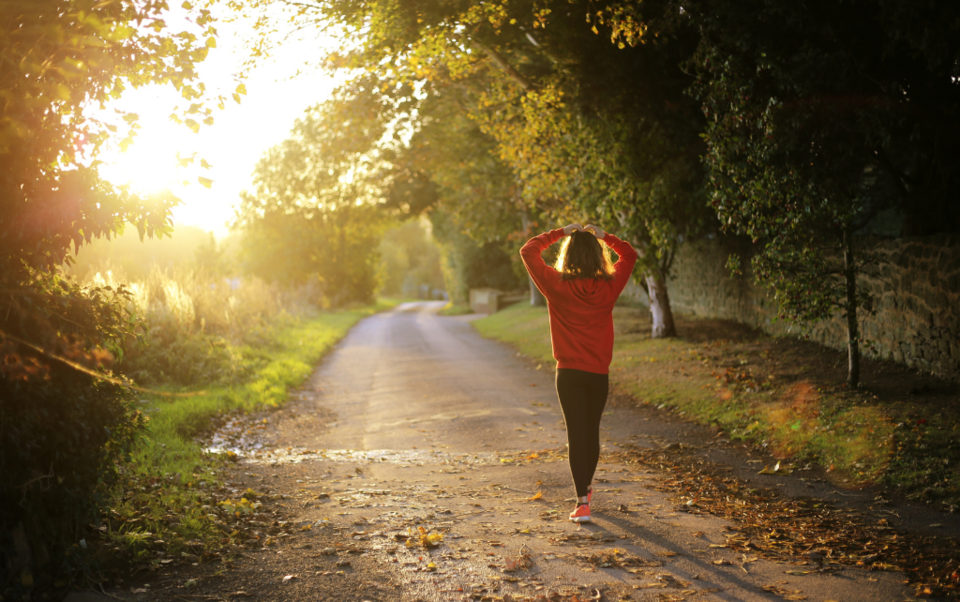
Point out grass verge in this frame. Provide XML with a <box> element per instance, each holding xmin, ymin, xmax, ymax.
<box><xmin>437</xmin><ymin>302</ymin><xmax>473</xmax><ymax>316</ymax></box>
<box><xmin>473</xmin><ymin>303</ymin><xmax>960</xmax><ymax>509</ymax></box>
<box><xmin>98</xmin><ymin>300</ymin><xmax>399</xmax><ymax>566</ymax></box>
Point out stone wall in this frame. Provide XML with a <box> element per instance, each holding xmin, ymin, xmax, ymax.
<box><xmin>629</xmin><ymin>234</ymin><xmax>960</xmax><ymax>382</ymax></box>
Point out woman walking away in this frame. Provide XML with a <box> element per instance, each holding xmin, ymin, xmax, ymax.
<box><xmin>520</xmin><ymin>223</ymin><xmax>637</xmax><ymax>523</ymax></box>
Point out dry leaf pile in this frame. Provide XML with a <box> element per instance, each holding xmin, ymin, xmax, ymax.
<box><xmin>607</xmin><ymin>445</ymin><xmax>960</xmax><ymax>599</ymax></box>
<box><xmin>761</xmin><ymin>583</ymin><xmax>808</xmax><ymax>600</ymax></box>
<box><xmin>576</xmin><ymin>548</ymin><xmax>660</xmax><ymax>572</ymax></box>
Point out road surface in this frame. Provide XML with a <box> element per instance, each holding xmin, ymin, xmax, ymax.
<box><xmin>137</xmin><ymin>301</ymin><xmax>915</xmax><ymax>602</ymax></box>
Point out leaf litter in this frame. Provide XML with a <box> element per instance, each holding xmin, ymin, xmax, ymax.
<box><xmin>603</xmin><ymin>444</ymin><xmax>960</xmax><ymax>599</ymax></box>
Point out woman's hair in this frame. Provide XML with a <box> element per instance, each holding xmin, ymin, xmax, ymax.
<box><xmin>554</xmin><ymin>230</ymin><xmax>616</xmax><ymax>281</ymax></box>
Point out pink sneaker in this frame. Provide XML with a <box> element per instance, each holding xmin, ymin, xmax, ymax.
<box><xmin>569</xmin><ymin>504</ymin><xmax>591</xmax><ymax>523</ymax></box>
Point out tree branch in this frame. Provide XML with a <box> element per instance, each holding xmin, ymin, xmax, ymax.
<box><xmin>468</xmin><ymin>38</ymin><xmax>535</xmax><ymax>92</ymax></box>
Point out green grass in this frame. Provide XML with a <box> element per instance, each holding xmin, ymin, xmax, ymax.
<box><xmin>473</xmin><ymin>303</ymin><xmax>957</xmax><ymax>505</ymax></box>
<box><xmin>437</xmin><ymin>302</ymin><xmax>474</xmax><ymax>316</ymax></box>
<box><xmin>471</xmin><ymin>304</ymin><xmax>551</xmax><ymax>359</ymax></box>
<box><xmin>103</xmin><ymin>300</ymin><xmax>399</xmax><ymax>561</ymax></box>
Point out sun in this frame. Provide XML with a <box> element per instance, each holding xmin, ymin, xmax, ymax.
<box><xmin>100</xmin><ymin>123</ymin><xmax>191</xmax><ymax>196</ymax></box>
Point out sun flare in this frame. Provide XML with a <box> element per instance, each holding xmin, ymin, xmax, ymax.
<box><xmin>105</xmin><ymin>136</ymin><xmax>186</xmax><ymax>196</ymax></box>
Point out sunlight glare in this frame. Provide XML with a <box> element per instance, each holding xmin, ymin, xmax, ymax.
<box><xmin>102</xmin><ymin>122</ymin><xmax>187</xmax><ymax>196</ymax></box>
<box><xmin>93</xmin><ymin>4</ymin><xmax>342</xmax><ymax>238</ymax></box>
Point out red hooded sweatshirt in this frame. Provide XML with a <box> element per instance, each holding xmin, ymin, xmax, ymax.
<box><xmin>520</xmin><ymin>228</ymin><xmax>638</xmax><ymax>374</ymax></box>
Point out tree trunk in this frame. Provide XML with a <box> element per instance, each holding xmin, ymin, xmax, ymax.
<box><xmin>529</xmin><ymin>277</ymin><xmax>546</xmax><ymax>306</ymax></box>
<box><xmin>843</xmin><ymin>229</ymin><xmax>860</xmax><ymax>387</ymax></box>
<box><xmin>645</xmin><ymin>270</ymin><xmax>677</xmax><ymax>338</ymax></box>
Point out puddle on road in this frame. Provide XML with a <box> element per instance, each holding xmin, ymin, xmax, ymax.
<box><xmin>205</xmin><ymin>444</ymin><xmax>500</xmax><ymax>467</ymax></box>
<box><xmin>203</xmin><ymin>410</ymin><xmax>556</xmax><ymax>468</ymax></box>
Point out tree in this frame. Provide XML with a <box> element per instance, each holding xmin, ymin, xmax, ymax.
<box><xmin>684</xmin><ymin>0</ymin><xmax>960</xmax><ymax>386</ymax></box>
<box><xmin>388</xmin><ymin>92</ymin><xmax>528</xmax><ymax>304</ymax></box>
<box><xmin>458</xmin><ymin>0</ymin><xmax>711</xmax><ymax>334</ymax></box>
<box><xmin>236</xmin><ymin>0</ymin><xmax>713</xmax><ymax>337</ymax></box>
<box><xmin>0</xmin><ymin>0</ymin><xmax>219</xmax><ymax>589</ymax></box>
<box><xmin>1</xmin><ymin>0</ymin><xmax>223</xmax><ymax>374</ymax></box>
<box><xmin>234</xmin><ymin>89</ymin><xmax>389</xmax><ymax>306</ymax></box>
<box><xmin>378</xmin><ymin>218</ymin><xmax>444</xmax><ymax>298</ymax></box>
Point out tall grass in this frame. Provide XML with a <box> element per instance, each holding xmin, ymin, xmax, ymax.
<box><xmin>87</xmin><ymin>265</ymin><xmax>320</xmax><ymax>386</ymax></box>
<box><xmin>77</xmin><ymin>265</ymin><xmax>396</xmax><ymax>563</ymax></box>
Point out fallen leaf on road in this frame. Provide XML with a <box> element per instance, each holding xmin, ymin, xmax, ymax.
<box><xmin>405</xmin><ymin>526</ymin><xmax>443</xmax><ymax>549</ymax></box>
<box><xmin>762</xmin><ymin>584</ymin><xmax>806</xmax><ymax>600</ymax></box>
<box><xmin>527</xmin><ymin>491</ymin><xmax>543</xmax><ymax>501</ymax></box>
<box><xmin>281</xmin><ymin>575</ymin><xmax>297</xmax><ymax>583</ymax></box>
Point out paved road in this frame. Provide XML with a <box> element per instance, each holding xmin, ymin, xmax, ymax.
<box><xmin>193</xmin><ymin>302</ymin><xmax>914</xmax><ymax>602</ymax></box>
<box><xmin>278</xmin><ymin>300</ymin><xmax>564</xmax><ymax>453</ymax></box>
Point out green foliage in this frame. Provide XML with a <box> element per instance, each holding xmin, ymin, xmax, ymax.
<box><xmin>70</xmin><ymin>226</ymin><xmax>235</xmax><ymax>281</ymax></box>
<box><xmin>429</xmin><ymin>210</ymin><xmax>524</xmax><ymax>304</ymax></box>
<box><xmin>437</xmin><ymin>303</ymin><xmax>474</xmax><ymax>316</ymax></box>
<box><xmin>234</xmin><ymin>0</ymin><xmax>711</xmax><ymax>325</ymax></box>
<box><xmin>676</xmin><ymin>0</ymin><xmax>960</xmax><ymax>382</ymax></box>
<box><xmin>693</xmin><ymin>1</ymin><xmax>886</xmax><ymax>317</ymax></box>
<box><xmin>0</xmin><ymin>270</ymin><xmax>148</xmax><ymax>591</ymax></box>
<box><xmin>1</xmin><ymin>372</ymin><xmax>144</xmax><ymax>590</ymax></box>
<box><xmin>464</xmin><ymin>242</ymin><xmax>525</xmax><ymax>292</ymax></box>
<box><xmin>398</xmin><ymin>95</ymin><xmax>522</xmax><ymax>243</ymax></box>
<box><xmin>378</xmin><ymin>219</ymin><xmax>445</xmax><ymax>298</ymax></box>
<box><xmin>0</xmin><ymin>272</ymin><xmax>146</xmax><ymax>590</ymax></box>
<box><xmin>100</xmin><ymin>302</ymin><xmax>395</xmax><ymax>572</ymax></box>
<box><xmin>0</xmin><ymin>0</ymin><xmax>219</xmax><ymax>588</ymax></box>
<box><xmin>235</xmin><ymin>93</ymin><xmax>389</xmax><ymax>306</ymax></box>
<box><xmin>0</xmin><ymin>0</ymin><xmax>222</xmax><ymax>279</ymax></box>
<box><xmin>385</xmin><ymin>93</ymin><xmax>527</xmax><ymax>301</ymax></box>
<box><xmin>81</xmin><ymin>266</ymin><xmax>297</xmax><ymax>388</ymax></box>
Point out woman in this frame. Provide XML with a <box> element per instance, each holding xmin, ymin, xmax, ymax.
<box><xmin>520</xmin><ymin>223</ymin><xmax>637</xmax><ymax>523</ymax></box>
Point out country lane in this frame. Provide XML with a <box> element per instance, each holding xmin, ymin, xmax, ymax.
<box><xmin>157</xmin><ymin>301</ymin><xmax>915</xmax><ymax>602</ymax></box>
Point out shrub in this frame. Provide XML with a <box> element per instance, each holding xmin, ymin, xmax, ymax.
<box><xmin>87</xmin><ymin>265</ymin><xmax>315</xmax><ymax>388</ymax></box>
<box><xmin>0</xmin><ymin>273</ymin><xmax>145</xmax><ymax>593</ymax></box>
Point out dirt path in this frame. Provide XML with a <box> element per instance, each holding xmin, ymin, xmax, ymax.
<box><xmin>107</xmin><ymin>301</ymin><xmax>943</xmax><ymax>602</ymax></box>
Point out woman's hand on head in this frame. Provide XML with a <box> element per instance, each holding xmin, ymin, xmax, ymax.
<box><xmin>562</xmin><ymin>223</ymin><xmax>584</xmax><ymax>236</ymax></box>
<box><xmin>583</xmin><ymin>224</ymin><xmax>606</xmax><ymax>239</ymax></box>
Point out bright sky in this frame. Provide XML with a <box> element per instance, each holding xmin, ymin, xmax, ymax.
<box><xmin>97</xmin><ymin>8</ymin><xmax>340</xmax><ymax>239</ymax></box>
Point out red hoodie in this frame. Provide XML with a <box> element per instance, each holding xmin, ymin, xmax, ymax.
<box><xmin>520</xmin><ymin>228</ymin><xmax>638</xmax><ymax>374</ymax></box>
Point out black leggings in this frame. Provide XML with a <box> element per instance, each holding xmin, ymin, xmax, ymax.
<box><xmin>555</xmin><ymin>368</ymin><xmax>609</xmax><ymax>498</ymax></box>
